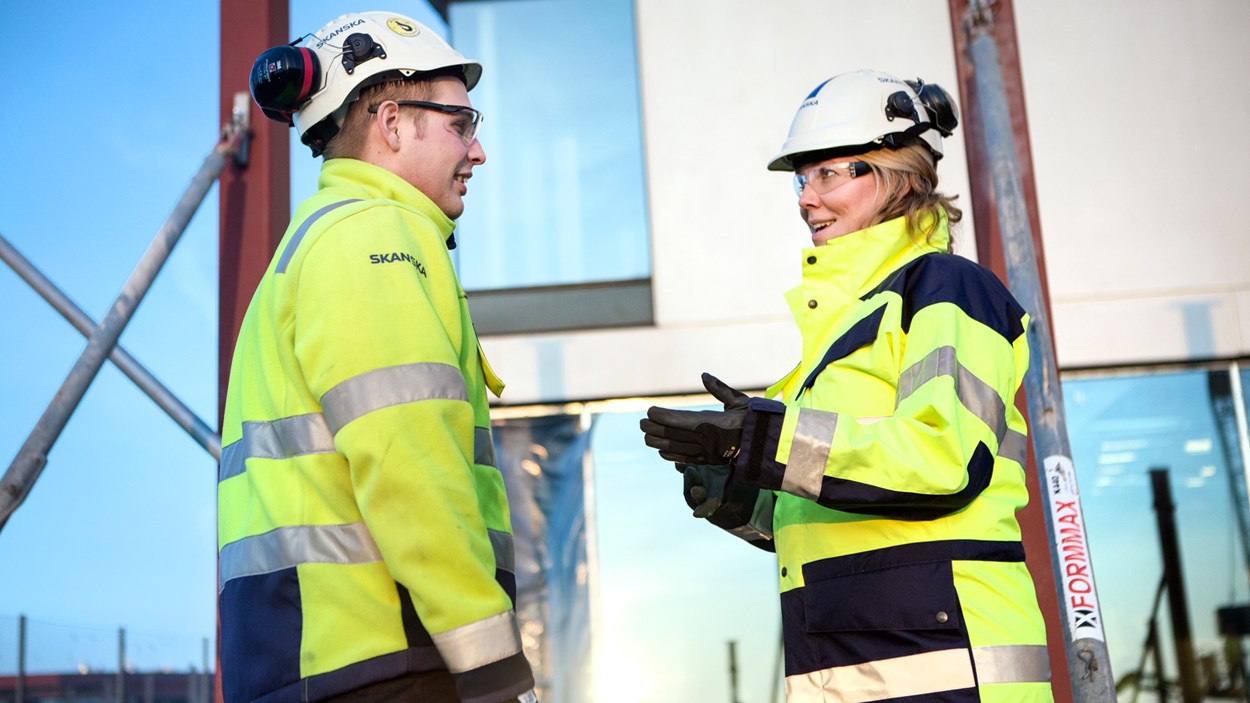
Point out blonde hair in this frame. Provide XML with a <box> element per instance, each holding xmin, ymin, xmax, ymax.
<box><xmin>320</xmin><ymin>79</ymin><xmax>438</xmax><ymax>160</ymax></box>
<box><xmin>858</xmin><ymin>143</ymin><xmax>962</xmax><ymax>251</ymax></box>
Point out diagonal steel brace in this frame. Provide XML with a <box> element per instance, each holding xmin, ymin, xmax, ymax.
<box><xmin>0</xmin><ymin>94</ymin><xmax>251</xmax><ymax>532</ymax></box>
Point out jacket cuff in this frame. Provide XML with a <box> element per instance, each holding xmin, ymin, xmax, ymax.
<box><xmin>736</xmin><ymin>397</ymin><xmax>787</xmax><ymax>490</ymax></box>
<box><xmin>453</xmin><ymin>651</ymin><xmax>536</xmax><ymax>703</ymax></box>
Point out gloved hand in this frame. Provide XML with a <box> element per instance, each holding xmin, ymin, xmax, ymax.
<box><xmin>682</xmin><ymin>462</ymin><xmax>731</xmax><ymax>518</ymax></box>
<box><xmin>681</xmin><ymin>462</ymin><xmax>759</xmax><ymax>528</ymax></box>
<box><xmin>640</xmin><ymin>373</ymin><xmax>750</xmax><ymax>465</ymax></box>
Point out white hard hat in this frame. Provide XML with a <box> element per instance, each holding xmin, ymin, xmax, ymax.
<box><xmin>767</xmin><ymin>69</ymin><xmax>958</xmax><ymax>171</ymax></box>
<box><xmin>249</xmin><ymin>11</ymin><xmax>481</xmax><ymax>156</ymax></box>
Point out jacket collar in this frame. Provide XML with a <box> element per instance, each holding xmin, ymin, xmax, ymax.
<box><xmin>316</xmin><ymin>158</ymin><xmax>457</xmax><ymax>246</ymax></box>
<box><xmin>785</xmin><ymin>212</ymin><xmax>950</xmax><ymax>314</ymax></box>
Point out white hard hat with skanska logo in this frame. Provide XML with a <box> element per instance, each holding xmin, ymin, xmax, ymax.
<box><xmin>249</xmin><ymin>11</ymin><xmax>482</xmax><ymax>156</ymax></box>
<box><xmin>767</xmin><ymin>69</ymin><xmax>959</xmax><ymax>171</ymax></box>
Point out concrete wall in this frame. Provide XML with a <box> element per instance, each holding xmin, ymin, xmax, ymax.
<box><xmin>481</xmin><ymin>0</ymin><xmax>1250</xmax><ymax>405</ymax></box>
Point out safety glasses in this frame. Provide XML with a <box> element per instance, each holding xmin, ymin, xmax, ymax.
<box><xmin>368</xmin><ymin>100</ymin><xmax>483</xmax><ymax>144</ymax></box>
<box><xmin>793</xmin><ymin>160</ymin><xmax>870</xmax><ymax>198</ymax></box>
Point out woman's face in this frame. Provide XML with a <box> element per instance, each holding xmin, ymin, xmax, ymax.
<box><xmin>795</xmin><ymin>157</ymin><xmax>883</xmax><ymax>246</ymax></box>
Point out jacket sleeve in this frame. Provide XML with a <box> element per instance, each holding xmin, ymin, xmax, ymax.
<box><xmin>735</xmin><ymin>259</ymin><xmax>1030</xmax><ymax>520</ymax></box>
<box><xmin>294</xmin><ymin>204</ymin><xmax>533</xmax><ymax>701</ymax></box>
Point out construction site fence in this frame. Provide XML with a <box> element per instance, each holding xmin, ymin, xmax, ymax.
<box><xmin>0</xmin><ymin>613</ymin><xmax>212</xmax><ymax>702</ymax></box>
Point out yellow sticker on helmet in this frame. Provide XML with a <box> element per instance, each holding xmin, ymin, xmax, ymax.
<box><xmin>386</xmin><ymin>18</ymin><xmax>419</xmax><ymax>36</ymax></box>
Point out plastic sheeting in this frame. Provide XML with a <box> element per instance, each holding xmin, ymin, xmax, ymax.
<box><xmin>493</xmin><ymin>414</ymin><xmax>593</xmax><ymax>703</ymax></box>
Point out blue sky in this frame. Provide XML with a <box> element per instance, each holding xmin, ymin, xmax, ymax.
<box><xmin>0</xmin><ymin>1</ymin><xmax>446</xmax><ymax>670</ymax></box>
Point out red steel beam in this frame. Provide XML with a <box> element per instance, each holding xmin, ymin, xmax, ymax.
<box><xmin>218</xmin><ymin>1</ymin><xmax>290</xmax><ymax>700</ymax></box>
<box><xmin>946</xmin><ymin>2</ymin><xmax>1072</xmax><ymax>700</ymax></box>
<box><xmin>218</xmin><ymin>0</ymin><xmax>290</xmax><ymax>428</ymax></box>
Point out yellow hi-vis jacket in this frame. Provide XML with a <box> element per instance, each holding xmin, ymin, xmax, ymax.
<box><xmin>732</xmin><ymin>214</ymin><xmax>1054</xmax><ymax>703</ymax></box>
<box><xmin>218</xmin><ymin>158</ymin><xmax>533</xmax><ymax>703</ymax></box>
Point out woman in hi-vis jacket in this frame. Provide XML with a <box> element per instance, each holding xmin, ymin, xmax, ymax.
<box><xmin>641</xmin><ymin>69</ymin><xmax>1054</xmax><ymax>703</ymax></box>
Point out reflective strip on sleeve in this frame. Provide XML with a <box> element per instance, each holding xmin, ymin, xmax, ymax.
<box><xmin>218</xmin><ymin>522</ymin><xmax>381</xmax><ymax>592</ymax></box>
<box><xmin>219</xmin><ymin>413</ymin><xmax>336</xmax><ymax>482</ymax></box>
<box><xmin>973</xmin><ymin>644</ymin><xmax>1051</xmax><ymax>685</ymax></box>
<box><xmin>727</xmin><ymin>490</ymin><xmax>776</xmax><ymax>543</ymax></box>
<box><xmin>896</xmin><ymin>346</ymin><xmax>1007</xmax><ymax>442</ymax></box>
<box><xmin>489</xmin><ymin>529</ymin><xmax>515</xmax><ymax>575</ymax></box>
<box><xmin>999</xmin><ymin>429</ymin><xmax>1028</xmax><ymax>465</ymax></box>
<box><xmin>431</xmin><ymin>611</ymin><xmax>524</xmax><ymax>674</ymax></box>
<box><xmin>321</xmin><ymin>363</ymin><xmax>468</xmax><ymax>434</ymax></box>
<box><xmin>785</xmin><ymin>648</ymin><xmax>975</xmax><ymax>702</ymax></box>
<box><xmin>475</xmin><ymin>426</ymin><xmax>497</xmax><ymax>468</ymax></box>
<box><xmin>782</xmin><ymin>409</ymin><xmax>839</xmax><ymax>501</ymax></box>
<box><xmin>275</xmin><ymin>199</ymin><xmax>361</xmax><ymax>274</ymax></box>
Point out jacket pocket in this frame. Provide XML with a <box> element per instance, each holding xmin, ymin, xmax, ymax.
<box><xmin>804</xmin><ymin>559</ymin><xmax>962</xmax><ymax>633</ymax></box>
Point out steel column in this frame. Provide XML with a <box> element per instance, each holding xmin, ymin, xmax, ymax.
<box><xmin>217</xmin><ymin>2</ymin><xmax>290</xmax><ymax>702</ymax></box>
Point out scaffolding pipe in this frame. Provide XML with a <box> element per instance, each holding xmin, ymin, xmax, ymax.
<box><xmin>0</xmin><ymin>100</ymin><xmax>248</xmax><ymax>533</ymax></box>
<box><xmin>0</xmin><ymin>233</ymin><xmax>221</xmax><ymax>460</ymax></box>
<box><xmin>964</xmin><ymin>3</ymin><xmax>1115</xmax><ymax>701</ymax></box>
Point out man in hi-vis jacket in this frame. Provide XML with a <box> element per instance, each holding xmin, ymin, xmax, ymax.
<box><xmin>219</xmin><ymin>11</ymin><xmax>535</xmax><ymax>703</ymax></box>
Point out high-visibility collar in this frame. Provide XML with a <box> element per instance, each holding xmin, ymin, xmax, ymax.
<box><xmin>317</xmin><ymin>157</ymin><xmax>457</xmax><ymax>244</ymax></box>
<box><xmin>784</xmin><ymin>211</ymin><xmax>951</xmax><ymax>322</ymax></box>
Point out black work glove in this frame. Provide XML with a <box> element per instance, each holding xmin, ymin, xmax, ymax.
<box><xmin>681</xmin><ymin>463</ymin><xmax>759</xmax><ymax>529</ymax></box>
<box><xmin>640</xmin><ymin>373</ymin><xmax>750</xmax><ymax>465</ymax></box>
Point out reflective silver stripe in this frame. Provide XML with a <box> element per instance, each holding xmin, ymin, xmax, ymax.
<box><xmin>785</xmin><ymin>645</ymin><xmax>1049</xmax><ymax>701</ymax></box>
<box><xmin>475</xmin><ymin>426</ymin><xmax>496</xmax><ymax>467</ymax></box>
<box><xmin>783</xmin><ymin>409</ymin><xmax>838</xmax><ymax>501</ymax></box>
<box><xmin>786</xmin><ymin>648</ymin><xmax>975</xmax><ymax>702</ymax></box>
<box><xmin>431</xmin><ymin>611</ymin><xmax>523</xmax><ymax>674</ymax></box>
<box><xmin>219</xmin><ymin>413</ymin><xmax>336</xmax><ymax>482</ymax></box>
<box><xmin>973</xmin><ymin>644</ymin><xmax>1051</xmax><ymax>685</ymax></box>
<box><xmin>218</xmin><ymin>522</ymin><xmax>381</xmax><ymax>592</ymax></box>
<box><xmin>321</xmin><ymin>363</ymin><xmax>468</xmax><ymax>434</ymax></box>
<box><xmin>999</xmin><ymin>429</ymin><xmax>1028</xmax><ymax>465</ymax></box>
<box><xmin>727</xmin><ymin>489</ymin><xmax>775</xmax><ymax>543</ymax></box>
<box><xmin>896</xmin><ymin>346</ymin><xmax>1007</xmax><ymax>442</ymax></box>
<box><xmin>726</xmin><ymin>521</ymin><xmax>774</xmax><ymax>544</ymax></box>
<box><xmin>489</xmin><ymin>529</ymin><xmax>515</xmax><ymax>575</ymax></box>
<box><xmin>275</xmin><ymin>199</ymin><xmax>360</xmax><ymax>274</ymax></box>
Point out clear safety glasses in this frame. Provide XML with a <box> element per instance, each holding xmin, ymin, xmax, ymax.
<box><xmin>793</xmin><ymin>160</ymin><xmax>871</xmax><ymax>198</ymax></box>
<box><xmin>368</xmin><ymin>100</ymin><xmax>484</xmax><ymax>144</ymax></box>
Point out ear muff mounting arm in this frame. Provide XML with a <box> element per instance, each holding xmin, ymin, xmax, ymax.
<box><xmin>341</xmin><ymin>33</ymin><xmax>386</xmax><ymax>75</ymax></box>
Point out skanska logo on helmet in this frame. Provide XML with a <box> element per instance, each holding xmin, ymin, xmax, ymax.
<box><xmin>316</xmin><ymin>18</ymin><xmax>367</xmax><ymax>48</ymax></box>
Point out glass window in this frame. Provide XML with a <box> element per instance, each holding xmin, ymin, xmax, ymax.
<box><xmin>449</xmin><ymin>0</ymin><xmax>652</xmax><ymax>333</ymax></box>
<box><xmin>1063</xmin><ymin>368</ymin><xmax>1250</xmax><ymax>697</ymax></box>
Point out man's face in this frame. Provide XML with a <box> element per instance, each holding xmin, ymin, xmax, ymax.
<box><xmin>394</xmin><ymin>76</ymin><xmax>486</xmax><ymax>220</ymax></box>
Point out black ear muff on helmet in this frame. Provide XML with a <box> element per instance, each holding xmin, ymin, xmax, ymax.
<box><xmin>906</xmin><ymin>79</ymin><xmax>959</xmax><ymax>137</ymax></box>
<box><xmin>250</xmin><ymin>44</ymin><xmax>322</xmax><ymax>125</ymax></box>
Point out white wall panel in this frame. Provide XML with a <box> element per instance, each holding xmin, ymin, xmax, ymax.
<box><xmin>1015</xmin><ymin>0</ymin><xmax>1250</xmax><ymax>363</ymax></box>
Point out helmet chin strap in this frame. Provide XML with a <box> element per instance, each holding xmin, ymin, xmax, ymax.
<box><xmin>880</xmin><ymin>121</ymin><xmax>936</xmax><ymax>150</ymax></box>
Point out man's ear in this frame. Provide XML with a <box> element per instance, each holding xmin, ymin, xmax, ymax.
<box><xmin>371</xmin><ymin>100</ymin><xmax>404</xmax><ymax>152</ymax></box>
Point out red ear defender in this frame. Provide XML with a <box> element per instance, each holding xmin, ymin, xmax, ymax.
<box><xmin>249</xmin><ymin>45</ymin><xmax>322</xmax><ymax>125</ymax></box>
